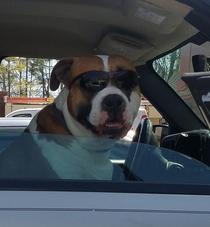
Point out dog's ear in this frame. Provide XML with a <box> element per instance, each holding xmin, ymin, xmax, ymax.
<box><xmin>50</xmin><ymin>58</ymin><xmax>75</xmax><ymax>91</ymax></box>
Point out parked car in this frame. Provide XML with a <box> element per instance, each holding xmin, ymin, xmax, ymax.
<box><xmin>5</xmin><ymin>108</ymin><xmax>42</xmax><ymax>118</ymax></box>
<box><xmin>0</xmin><ymin>117</ymin><xmax>31</xmax><ymax>132</ymax></box>
<box><xmin>1</xmin><ymin>0</ymin><xmax>210</xmax><ymax>226</ymax></box>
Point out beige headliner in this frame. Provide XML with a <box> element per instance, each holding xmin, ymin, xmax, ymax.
<box><xmin>0</xmin><ymin>0</ymin><xmax>198</xmax><ymax>65</ymax></box>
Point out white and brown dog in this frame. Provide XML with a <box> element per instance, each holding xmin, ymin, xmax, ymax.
<box><xmin>0</xmin><ymin>55</ymin><xmax>141</xmax><ymax>180</ymax></box>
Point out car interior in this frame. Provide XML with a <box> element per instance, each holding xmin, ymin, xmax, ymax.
<box><xmin>1</xmin><ymin>0</ymin><xmax>210</xmax><ymax>184</ymax></box>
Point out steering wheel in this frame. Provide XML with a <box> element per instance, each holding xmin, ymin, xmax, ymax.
<box><xmin>122</xmin><ymin>119</ymin><xmax>184</xmax><ymax>181</ymax></box>
<box><xmin>132</xmin><ymin>118</ymin><xmax>158</xmax><ymax>146</ymax></box>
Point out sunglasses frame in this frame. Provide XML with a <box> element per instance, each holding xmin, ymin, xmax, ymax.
<box><xmin>69</xmin><ymin>70</ymin><xmax>140</xmax><ymax>91</ymax></box>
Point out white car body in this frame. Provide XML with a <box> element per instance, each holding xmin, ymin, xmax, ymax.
<box><xmin>5</xmin><ymin>108</ymin><xmax>42</xmax><ymax>118</ymax></box>
<box><xmin>1</xmin><ymin>191</ymin><xmax>210</xmax><ymax>227</ymax></box>
<box><xmin>0</xmin><ymin>117</ymin><xmax>32</xmax><ymax>132</ymax></box>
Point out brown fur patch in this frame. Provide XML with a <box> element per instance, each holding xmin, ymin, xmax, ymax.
<box><xmin>66</xmin><ymin>56</ymin><xmax>105</xmax><ymax>87</ymax></box>
<box><xmin>36</xmin><ymin>105</ymin><xmax>71</xmax><ymax>135</ymax></box>
<box><xmin>108</xmin><ymin>55</ymin><xmax>136</xmax><ymax>72</ymax></box>
<box><xmin>67</xmin><ymin>86</ymin><xmax>90</xmax><ymax>119</ymax></box>
<box><xmin>64</xmin><ymin>56</ymin><xmax>107</xmax><ymax>118</ymax></box>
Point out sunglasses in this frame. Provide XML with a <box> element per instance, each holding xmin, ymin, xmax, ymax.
<box><xmin>69</xmin><ymin>70</ymin><xmax>140</xmax><ymax>91</ymax></box>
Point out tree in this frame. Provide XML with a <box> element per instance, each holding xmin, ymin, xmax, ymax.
<box><xmin>153</xmin><ymin>49</ymin><xmax>181</xmax><ymax>82</ymax></box>
<box><xmin>0</xmin><ymin>57</ymin><xmax>26</xmax><ymax>96</ymax></box>
<box><xmin>0</xmin><ymin>57</ymin><xmax>57</xmax><ymax>97</ymax></box>
<box><xmin>29</xmin><ymin>58</ymin><xmax>53</xmax><ymax>97</ymax></box>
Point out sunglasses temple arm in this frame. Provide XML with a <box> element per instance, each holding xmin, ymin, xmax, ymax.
<box><xmin>69</xmin><ymin>74</ymin><xmax>84</xmax><ymax>90</ymax></box>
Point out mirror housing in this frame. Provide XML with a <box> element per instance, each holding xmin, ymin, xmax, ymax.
<box><xmin>192</xmin><ymin>54</ymin><xmax>210</xmax><ymax>72</ymax></box>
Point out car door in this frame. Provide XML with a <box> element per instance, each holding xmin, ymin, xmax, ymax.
<box><xmin>1</xmin><ymin>134</ymin><xmax>210</xmax><ymax>227</ymax></box>
<box><xmin>1</xmin><ymin>190</ymin><xmax>210</xmax><ymax>227</ymax></box>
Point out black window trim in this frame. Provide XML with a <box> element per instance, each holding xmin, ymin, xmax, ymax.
<box><xmin>136</xmin><ymin>63</ymin><xmax>206</xmax><ymax>132</ymax></box>
<box><xmin>1</xmin><ymin>179</ymin><xmax>210</xmax><ymax>195</ymax></box>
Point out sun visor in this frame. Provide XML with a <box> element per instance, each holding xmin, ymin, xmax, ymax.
<box><xmin>123</xmin><ymin>0</ymin><xmax>183</xmax><ymax>34</ymax></box>
<box><xmin>96</xmin><ymin>33</ymin><xmax>154</xmax><ymax>62</ymax></box>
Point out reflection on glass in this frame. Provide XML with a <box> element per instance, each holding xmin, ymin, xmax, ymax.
<box><xmin>0</xmin><ymin>132</ymin><xmax>210</xmax><ymax>184</ymax></box>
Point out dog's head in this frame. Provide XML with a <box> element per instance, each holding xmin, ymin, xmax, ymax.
<box><xmin>50</xmin><ymin>55</ymin><xmax>141</xmax><ymax>139</ymax></box>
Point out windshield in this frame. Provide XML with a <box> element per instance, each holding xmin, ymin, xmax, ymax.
<box><xmin>1</xmin><ymin>132</ymin><xmax>210</xmax><ymax>184</ymax></box>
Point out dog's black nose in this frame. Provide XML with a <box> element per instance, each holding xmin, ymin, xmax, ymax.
<box><xmin>102</xmin><ymin>94</ymin><xmax>125</xmax><ymax>111</ymax></box>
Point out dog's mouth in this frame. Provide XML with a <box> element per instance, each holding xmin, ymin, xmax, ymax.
<box><xmin>104</xmin><ymin>122</ymin><xmax>123</xmax><ymax>128</ymax></box>
<box><xmin>95</xmin><ymin>121</ymin><xmax>124</xmax><ymax>136</ymax></box>
<box><xmin>82</xmin><ymin>118</ymin><xmax>129</xmax><ymax>139</ymax></box>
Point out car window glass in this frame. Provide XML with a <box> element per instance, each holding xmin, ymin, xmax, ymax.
<box><xmin>0</xmin><ymin>127</ymin><xmax>27</xmax><ymax>133</ymax></box>
<box><xmin>1</xmin><ymin>132</ymin><xmax>210</xmax><ymax>184</ymax></box>
<box><xmin>153</xmin><ymin>42</ymin><xmax>210</xmax><ymax>123</ymax></box>
<box><xmin>0</xmin><ymin>132</ymin><xmax>22</xmax><ymax>153</ymax></box>
<box><xmin>13</xmin><ymin>114</ymin><xmax>32</xmax><ymax>117</ymax></box>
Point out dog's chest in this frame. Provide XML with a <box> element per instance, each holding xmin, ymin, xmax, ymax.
<box><xmin>32</xmin><ymin>135</ymin><xmax>113</xmax><ymax>180</ymax></box>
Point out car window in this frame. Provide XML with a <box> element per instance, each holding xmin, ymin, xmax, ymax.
<box><xmin>153</xmin><ymin>42</ymin><xmax>210</xmax><ymax>123</ymax></box>
<box><xmin>0</xmin><ymin>132</ymin><xmax>210</xmax><ymax>186</ymax></box>
<box><xmin>0</xmin><ymin>127</ymin><xmax>27</xmax><ymax>133</ymax></box>
<box><xmin>0</xmin><ymin>132</ymin><xmax>21</xmax><ymax>153</ymax></box>
<box><xmin>12</xmin><ymin>113</ymin><xmax>32</xmax><ymax>117</ymax></box>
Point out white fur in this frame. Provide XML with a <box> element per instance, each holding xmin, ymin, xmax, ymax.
<box><xmin>28</xmin><ymin>86</ymin><xmax>115</xmax><ymax>180</ymax></box>
<box><xmin>88</xmin><ymin>85</ymin><xmax>141</xmax><ymax>127</ymax></box>
<box><xmin>31</xmin><ymin>134</ymin><xmax>113</xmax><ymax>180</ymax></box>
<box><xmin>54</xmin><ymin>87</ymin><xmax>94</xmax><ymax>137</ymax></box>
<box><xmin>97</xmin><ymin>55</ymin><xmax>109</xmax><ymax>72</ymax></box>
<box><xmin>89</xmin><ymin>55</ymin><xmax>141</xmax><ymax>127</ymax></box>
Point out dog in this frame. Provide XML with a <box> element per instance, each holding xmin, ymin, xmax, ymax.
<box><xmin>0</xmin><ymin>55</ymin><xmax>141</xmax><ymax>180</ymax></box>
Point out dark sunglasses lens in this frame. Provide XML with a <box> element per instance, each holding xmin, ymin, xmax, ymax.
<box><xmin>115</xmin><ymin>71</ymin><xmax>139</xmax><ymax>89</ymax></box>
<box><xmin>80</xmin><ymin>71</ymin><xmax>109</xmax><ymax>91</ymax></box>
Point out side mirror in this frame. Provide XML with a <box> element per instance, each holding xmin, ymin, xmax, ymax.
<box><xmin>192</xmin><ymin>54</ymin><xmax>210</xmax><ymax>72</ymax></box>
